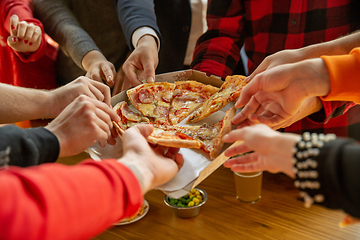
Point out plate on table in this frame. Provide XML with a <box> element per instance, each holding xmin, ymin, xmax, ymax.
<box><xmin>113</xmin><ymin>200</ymin><xmax>149</xmax><ymax>225</ymax></box>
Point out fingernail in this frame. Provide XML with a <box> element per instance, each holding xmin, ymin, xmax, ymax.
<box><xmin>148</xmin><ymin>77</ymin><xmax>155</xmax><ymax>83</ymax></box>
<box><xmin>11</xmin><ymin>25</ymin><xmax>15</xmax><ymax>30</ymax></box>
<box><xmin>12</xmin><ymin>37</ymin><xmax>17</xmax><ymax>42</ymax></box>
<box><xmin>17</xmin><ymin>38</ymin><xmax>22</xmax><ymax>42</ymax></box>
<box><xmin>24</xmin><ymin>40</ymin><xmax>28</xmax><ymax>44</ymax></box>
<box><xmin>29</xmin><ymin>42</ymin><xmax>33</xmax><ymax>46</ymax></box>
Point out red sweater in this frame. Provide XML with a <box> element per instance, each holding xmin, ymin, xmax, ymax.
<box><xmin>0</xmin><ymin>0</ymin><xmax>57</xmax><ymax>89</ymax></box>
<box><xmin>0</xmin><ymin>160</ymin><xmax>143</xmax><ymax>240</ymax></box>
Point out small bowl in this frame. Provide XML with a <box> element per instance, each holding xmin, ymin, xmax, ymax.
<box><xmin>164</xmin><ymin>188</ymin><xmax>207</xmax><ymax>218</ymax></box>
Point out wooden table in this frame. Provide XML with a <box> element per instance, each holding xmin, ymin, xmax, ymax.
<box><xmin>57</xmin><ymin>153</ymin><xmax>360</xmax><ymax>240</ymax></box>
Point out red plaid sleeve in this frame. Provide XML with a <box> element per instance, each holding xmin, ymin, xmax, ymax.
<box><xmin>191</xmin><ymin>0</ymin><xmax>245</xmax><ymax>79</ymax></box>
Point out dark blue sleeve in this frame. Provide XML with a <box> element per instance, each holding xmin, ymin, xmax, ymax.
<box><xmin>116</xmin><ymin>0</ymin><xmax>161</xmax><ymax>50</ymax></box>
<box><xmin>0</xmin><ymin>125</ymin><xmax>60</xmax><ymax>167</ymax></box>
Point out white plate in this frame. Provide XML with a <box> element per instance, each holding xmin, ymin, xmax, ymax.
<box><xmin>113</xmin><ymin>200</ymin><xmax>149</xmax><ymax>226</ymax></box>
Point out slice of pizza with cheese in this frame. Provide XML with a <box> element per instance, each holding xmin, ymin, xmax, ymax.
<box><xmin>113</xmin><ymin>101</ymin><xmax>151</xmax><ymax>134</ymax></box>
<box><xmin>187</xmin><ymin>75</ymin><xmax>247</xmax><ymax>123</ymax></box>
<box><xmin>169</xmin><ymin>81</ymin><xmax>219</xmax><ymax>125</ymax></box>
<box><xmin>162</xmin><ymin>106</ymin><xmax>236</xmax><ymax>159</ymax></box>
<box><xmin>127</xmin><ymin>82</ymin><xmax>175</xmax><ymax>125</ymax></box>
<box><xmin>113</xmin><ymin>101</ymin><xmax>201</xmax><ymax>149</ymax></box>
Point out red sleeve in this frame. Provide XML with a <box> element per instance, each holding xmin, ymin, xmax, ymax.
<box><xmin>0</xmin><ymin>159</ymin><xmax>143</xmax><ymax>240</ymax></box>
<box><xmin>320</xmin><ymin>48</ymin><xmax>360</xmax><ymax>104</ymax></box>
<box><xmin>1</xmin><ymin>0</ymin><xmax>47</xmax><ymax>62</ymax></box>
<box><xmin>191</xmin><ymin>0</ymin><xmax>245</xmax><ymax>79</ymax></box>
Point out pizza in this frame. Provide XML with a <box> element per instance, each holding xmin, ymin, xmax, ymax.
<box><xmin>113</xmin><ymin>77</ymin><xmax>243</xmax><ymax>159</ymax></box>
<box><xmin>127</xmin><ymin>82</ymin><xmax>175</xmax><ymax>125</ymax></box>
<box><xmin>169</xmin><ymin>81</ymin><xmax>219</xmax><ymax>125</ymax></box>
<box><xmin>113</xmin><ymin>101</ymin><xmax>201</xmax><ymax>149</ymax></box>
<box><xmin>160</xmin><ymin>107</ymin><xmax>236</xmax><ymax>159</ymax></box>
<box><xmin>187</xmin><ymin>75</ymin><xmax>247</xmax><ymax>123</ymax></box>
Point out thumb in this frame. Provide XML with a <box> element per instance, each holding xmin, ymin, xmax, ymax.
<box><xmin>7</xmin><ymin>36</ymin><xmax>18</xmax><ymax>49</ymax></box>
<box><xmin>122</xmin><ymin>124</ymin><xmax>154</xmax><ymax>147</ymax></box>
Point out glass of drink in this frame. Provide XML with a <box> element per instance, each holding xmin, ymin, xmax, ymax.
<box><xmin>233</xmin><ymin>171</ymin><xmax>263</xmax><ymax>203</ymax></box>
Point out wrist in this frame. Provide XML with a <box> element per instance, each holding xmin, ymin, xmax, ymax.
<box><xmin>82</xmin><ymin>50</ymin><xmax>106</xmax><ymax>71</ymax></box>
<box><xmin>119</xmin><ymin>153</ymin><xmax>155</xmax><ymax>194</ymax></box>
<box><xmin>272</xmin><ymin>133</ymin><xmax>301</xmax><ymax>178</ymax></box>
<box><xmin>302</xmin><ymin>59</ymin><xmax>331</xmax><ymax>98</ymax></box>
<box><xmin>137</xmin><ymin>34</ymin><xmax>158</xmax><ymax>50</ymax></box>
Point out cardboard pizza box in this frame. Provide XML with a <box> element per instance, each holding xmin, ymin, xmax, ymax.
<box><xmin>90</xmin><ymin>69</ymin><xmax>240</xmax><ymax>198</ymax></box>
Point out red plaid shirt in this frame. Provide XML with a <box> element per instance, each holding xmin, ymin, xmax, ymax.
<box><xmin>192</xmin><ymin>0</ymin><xmax>360</xmax><ymax>140</ymax></box>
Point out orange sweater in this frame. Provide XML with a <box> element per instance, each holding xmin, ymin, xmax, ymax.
<box><xmin>0</xmin><ymin>160</ymin><xmax>142</xmax><ymax>240</ymax></box>
<box><xmin>321</xmin><ymin>48</ymin><xmax>360</xmax><ymax>104</ymax></box>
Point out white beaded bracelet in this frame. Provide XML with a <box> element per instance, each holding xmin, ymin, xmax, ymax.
<box><xmin>293</xmin><ymin>132</ymin><xmax>336</xmax><ymax>208</ymax></box>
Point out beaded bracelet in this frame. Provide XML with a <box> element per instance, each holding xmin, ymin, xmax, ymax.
<box><xmin>292</xmin><ymin>132</ymin><xmax>336</xmax><ymax>208</ymax></box>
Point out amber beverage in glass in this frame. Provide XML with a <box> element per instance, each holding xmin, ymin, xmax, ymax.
<box><xmin>233</xmin><ymin>171</ymin><xmax>263</xmax><ymax>203</ymax></box>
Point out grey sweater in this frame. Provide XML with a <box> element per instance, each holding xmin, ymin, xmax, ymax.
<box><xmin>33</xmin><ymin>0</ymin><xmax>130</xmax><ymax>85</ymax></box>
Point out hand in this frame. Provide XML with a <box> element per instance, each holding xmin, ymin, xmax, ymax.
<box><xmin>48</xmin><ymin>76</ymin><xmax>112</xmax><ymax>118</ymax></box>
<box><xmin>233</xmin><ymin>59</ymin><xmax>330</xmax><ymax>127</ymax></box>
<box><xmin>121</xmin><ymin>35</ymin><xmax>158</xmax><ymax>91</ymax></box>
<box><xmin>45</xmin><ymin>95</ymin><xmax>120</xmax><ymax>157</ymax></box>
<box><xmin>7</xmin><ymin>15</ymin><xmax>42</xmax><ymax>52</ymax></box>
<box><xmin>120</xmin><ymin>124</ymin><xmax>184</xmax><ymax>194</ymax></box>
<box><xmin>246</xmin><ymin>49</ymin><xmax>307</xmax><ymax>82</ymax></box>
<box><xmin>83</xmin><ymin>50</ymin><xmax>116</xmax><ymax>87</ymax></box>
<box><xmin>223</xmin><ymin>124</ymin><xmax>300</xmax><ymax>178</ymax></box>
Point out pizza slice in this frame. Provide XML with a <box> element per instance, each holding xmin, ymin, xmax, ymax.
<box><xmin>113</xmin><ymin>101</ymin><xmax>151</xmax><ymax>134</ymax></box>
<box><xmin>187</xmin><ymin>75</ymin><xmax>247</xmax><ymax>123</ymax></box>
<box><xmin>169</xmin><ymin>81</ymin><xmax>219</xmax><ymax>125</ymax></box>
<box><xmin>127</xmin><ymin>82</ymin><xmax>175</xmax><ymax>125</ymax></box>
<box><xmin>162</xmin><ymin>106</ymin><xmax>236</xmax><ymax>159</ymax></box>
<box><xmin>113</xmin><ymin>101</ymin><xmax>202</xmax><ymax>149</ymax></box>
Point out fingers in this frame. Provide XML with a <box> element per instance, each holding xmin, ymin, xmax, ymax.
<box><xmin>222</xmin><ymin>128</ymin><xmax>247</xmax><ymax>143</ymax></box>
<box><xmin>100</xmin><ymin>64</ymin><xmax>116</xmax><ymax>87</ymax></box>
<box><xmin>224</xmin><ymin>143</ymin><xmax>251</xmax><ymax>158</ymax></box>
<box><xmin>143</xmin><ymin>61</ymin><xmax>156</xmax><ymax>84</ymax></box>
<box><xmin>9</xmin><ymin>15</ymin><xmax>19</xmax><ymax>36</ymax></box>
<box><xmin>232</xmin><ymin>95</ymin><xmax>261</xmax><ymax>125</ymax></box>
<box><xmin>223</xmin><ymin>153</ymin><xmax>257</xmax><ymax>168</ymax></box>
<box><xmin>122</xmin><ymin>63</ymin><xmax>143</xmax><ymax>89</ymax></box>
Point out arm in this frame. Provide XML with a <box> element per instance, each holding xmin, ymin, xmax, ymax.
<box><xmin>1</xmin><ymin>0</ymin><xmax>47</xmax><ymax>61</ymax></box>
<box><xmin>0</xmin><ymin>125</ymin><xmax>59</xmax><ymax>167</ymax></box>
<box><xmin>116</xmin><ymin>0</ymin><xmax>160</xmax><ymax>51</ymax></box>
<box><xmin>191</xmin><ymin>0</ymin><xmax>245</xmax><ymax>79</ymax></box>
<box><xmin>0</xmin><ymin>94</ymin><xmax>120</xmax><ymax>167</ymax></box>
<box><xmin>223</xmin><ymin>124</ymin><xmax>360</xmax><ymax>218</ymax></box>
<box><xmin>320</xmin><ymin>47</ymin><xmax>360</xmax><ymax>103</ymax></box>
<box><xmin>0</xmin><ymin>77</ymin><xmax>112</xmax><ymax>123</ymax></box>
<box><xmin>0</xmin><ymin>160</ymin><xmax>143</xmax><ymax>240</ymax></box>
<box><xmin>115</xmin><ymin>0</ymin><xmax>160</xmax><ymax>91</ymax></box>
<box><xmin>0</xmin><ymin>124</ymin><xmax>183</xmax><ymax>240</ymax></box>
<box><xmin>33</xmin><ymin>0</ymin><xmax>115</xmax><ymax>85</ymax></box>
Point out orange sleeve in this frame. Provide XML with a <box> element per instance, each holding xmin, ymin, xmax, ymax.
<box><xmin>320</xmin><ymin>48</ymin><xmax>360</xmax><ymax>104</ymax></box>
<box><xmin>0</xmin><ymin>160</ymin><xmax>143</xmax><ymax>240</ymax></box>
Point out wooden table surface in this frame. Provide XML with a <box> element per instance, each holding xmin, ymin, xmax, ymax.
<box><xmin>57</xmin><ymin>153</ymin><xmax>360</xmax><ymax>240</ymax></box>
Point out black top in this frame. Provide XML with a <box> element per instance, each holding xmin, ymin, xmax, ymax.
<box><xmin>0</xmin><ymin>125</ymin><xmax>59</xmax><ymax>167</ymax></box>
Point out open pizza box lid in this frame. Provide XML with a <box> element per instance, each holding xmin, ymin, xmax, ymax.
<box><xmin>87</xmin><ymin>70</ymin><xmax>238</xmax><ymax>199</ymax></box>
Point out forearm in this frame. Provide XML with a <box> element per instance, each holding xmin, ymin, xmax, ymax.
<box><xmin>293</xmin><ymin>134</ymin><xmax>360</xmax><ymax>218</ymax></box>
<box><xmin>0</xmin><ymin>125</ymin><xmax>59</xmax><ymax>167</ymax></box>
<box><xmin>0</xmin><ymin>83</ymin><xmax>52</xmax><ymax>123</ymax></box>
<box><xmin>299</xmin><ymin>30</ymin><xmax>360</xmax><ymax>59</ymax></box>
<box><xmin>0</xmin><ymin>160</ymin><xmax>143</xmax><ymax>240</ymax></box>
<box><xmin>33</xmin><ymin>0</ymin><xmax>99</xmax><ymax>69</ymax></box>
<box><xmin>116</xmin><ymin>0</ymin><xmax>160</xmax><ymax>50</ymax></box>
